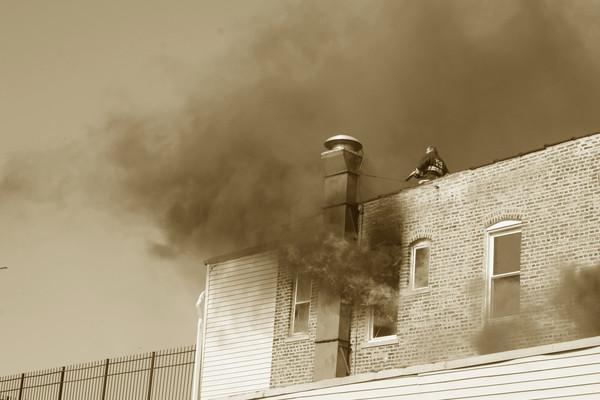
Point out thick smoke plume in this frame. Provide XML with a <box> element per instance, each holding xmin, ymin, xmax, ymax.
<box><xmin>97</xmin><ymin>0</ymin><xmax>600</xmax><ymax>258</ymax></box>
<box><xmin>104</xmin><ymin>113</ymin><xmax>321</xmax><ymax>257</ymax></box>
<box><xmin>473</xmin><ymin>263</ymin><xmax>600</xmax><ymax>354</ymax></box>
<box><xmin>3</xmin><ymin>1</ymin><xmax>600</xmax><ymax>259</ymax></box>
<box><xmin>281</xmin><ymin>227</ymin><xmax>401</xmax><ymax>316</ymax></box>
<box><xmin>473</xmin><ymin>316</ymin><xmax>540</xmax><ymax>355</ymax></box>
<box><xmin>555</xmin><ymin>263</ymin><xmax>600</xmax><ymax>337</ymax></box>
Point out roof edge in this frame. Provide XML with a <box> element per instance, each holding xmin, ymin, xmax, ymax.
<box><xmin>361</xmin><ymin>131</ymin><xmax>600</xmax><ymax>205</ymax></box>
<box><xmin>203</xmin><ymin>242</ymin><xmax>278</xmax><ymax>265</ymax></box>
<box><xmin>231</xmin><ymin>335</ymin><xmax>600</xmax><ymax>400</ymax></box>
<box><xmin>468</xmin><ymin>130</ymin><xmax>599</xmax><ymax>170</ymax></box>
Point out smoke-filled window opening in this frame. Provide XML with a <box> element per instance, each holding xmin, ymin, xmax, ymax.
<box><xmin>367</xmin><ymin>305</ymin><xmax>398</xmax><ymax>342</ymax></box>
<box><xmin>410</xmin><ymin>240</ymin><xmax>431</xmax><ymax>290</ymax></box>
<box><xmin>486</xmin><ymin>220</ymin><xmax>522</xmax><ymax>319</ymax></box>
<box><xmin>290</xmin><ymin>272</ymin><xmax>312</xmax><ymax>336</ymax></box>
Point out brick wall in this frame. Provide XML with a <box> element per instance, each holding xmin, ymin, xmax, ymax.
<box><xmin>269</xmin><ymin>263</ymin><xmax>319</xmax><ymax>387</ymax></box>
<box><xmin>269</xmin><ymin>133</ymin><xmax>599</xmax><ymax>385</ymax></box>
<box><xmin>353</xmin><ymin>133</ymin><xmax>599</xmax><ymax>374</ymax></box>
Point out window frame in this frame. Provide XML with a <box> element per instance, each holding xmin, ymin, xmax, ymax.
<box><xmin>410</xmin><ymin>240</ymin><xmax>431</xmax><ymax>291</ymax></box>
<box><xmin>366</xmin><ymin>305</ymin><xmax>398</xmax><ymax>345</ymax></box>
<box><xmin>485</xmin><ymin>220</ymin><xmax>522</xmax><ymax>320</ymax></box>
<box><xmin>289</xmin><ymin>273</ymin><xmax>312</xmax><ymax>337</ymax></box>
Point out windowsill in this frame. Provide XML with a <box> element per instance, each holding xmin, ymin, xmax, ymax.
<box><xmin>487</xmin><ymin>314</ymin><xmax>519</xmax><ymax>324</ymax></box>
<box><xmin>401</xmin><ymin>287</ymin><xmax>431</xmax><ymax>296</ymax></box>
<box><xmin>364</xmin><ymin>336</ymin><xmax>399</xmax><ymax>348</ymax></box>
<box><xmin>285</xmin><ymin>333</ymin><xmax>310</xmax><ymax>342</ymax></box>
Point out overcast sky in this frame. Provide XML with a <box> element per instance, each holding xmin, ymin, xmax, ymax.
<box><xmin>0</xmin><ymin>0</ymin><xmax>267</xmax><ymax>375</ymax></box>
<box><xmin>2</xmin><ymin>0</ymin><xmax>600</xmax><ymax>376</ymax></box>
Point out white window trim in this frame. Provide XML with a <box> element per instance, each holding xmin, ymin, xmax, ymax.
<box><xmin>289</xmin><ymin>273</ymin><xmax>311</xmax><ymax>337</ymax></box>
<box><xmin>410</xmin><ymin>240</ymin><xmax>431</xmax><ymax>291</ymax></box>
<box><xmin>366</xmin><ymin>306</ymin><xmax>398</xmax><ymax>345</ymax></box>
<box><xmin>485</xmin><ymin>220</ymin><xmax>522</xmax><ymax>320</ymax></box>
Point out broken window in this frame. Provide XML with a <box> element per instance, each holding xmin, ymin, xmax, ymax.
<box><xmin>291</xmin><ymin>273</ymin><xmax>312</xmax><ymax>335</ymax></box>
<box><xmin>487</xmin><ymin>221</ymin><xmax>522</xmax><ymax>319</ymax></box>
<box><xmin>369</xmin><ymin>306</ymin><xmax>398</xmax><ymax>340</ymax></box>
<box><xmin>410</xmin><ymin>240</ymin><xmax>431</xmax><ymax>289</ymax></box>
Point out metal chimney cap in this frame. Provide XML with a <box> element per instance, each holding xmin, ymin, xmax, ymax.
<box><xmin>323</xmin><ymin>134</ymin><xmax>363</xmax><ymax>152</ymax></box>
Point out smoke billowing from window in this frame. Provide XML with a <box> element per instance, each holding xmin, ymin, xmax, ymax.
<box><xmin>555</xmin><ymin>263</ymin><xmax>600</xmax><ymax>337</ymax></box>
<box><xmin>473</xmin><ymin>263</ymin><xmax>600</xmax><ymax>354</ymax></box>
<box><xmin>280</xmin><ymin>227</ymin><xmax>401</xmax><ymax>316</ymax></box>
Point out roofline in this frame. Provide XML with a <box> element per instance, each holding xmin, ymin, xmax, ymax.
<box><xmin>468</xmin><ymin>130</ymin><xmax>599</xmax><ymax>170</ymax></box>
<box><xmin>361</xmin><ymin>130</ymin><xmax>600</xmax><ymax>205</ymax></box>
<box><xmin>203</xmin><ymin>242</ymin><xmax>278</xmax><ymax>265</ymax></box>
<box><xmin>202</xmin><ymin>212</ymin><xmax>324</xmax><ymax>266</ymax></box>
<box><xmin>203</xmin><ymin>131</ymin><xmax>599</xmax><ymax>261</ymax></box>
<box><xmin>231</xmin><ymin>335</ymin><xmax>600</xmax><ymax>400</ymax></box>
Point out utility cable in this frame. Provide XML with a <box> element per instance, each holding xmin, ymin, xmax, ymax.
<box><xmin>360</xmin><ymin>172</ymin><xmax>407</xmax><ymax>183</ymax></box>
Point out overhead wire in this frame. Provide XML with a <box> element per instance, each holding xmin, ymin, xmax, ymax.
<box><xmin>360</xmin><ymin>172</ymin><xmax>407</xmax><ymax>183</ymax></box>
<box><xmin>358</xmin><ymin>171</ymin><xmax>407</xmax><ymax>203</ymax></box>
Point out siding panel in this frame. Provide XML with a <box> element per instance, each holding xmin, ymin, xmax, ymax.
<box><xmin>201</xmin><ymin>252</ymin><xmax>278</xmax><ymax>400</ymax></box>
<box><xmin>257</xmin><ymin>345</ymin><xmax>600</xmax><ymax>400</ymax></box>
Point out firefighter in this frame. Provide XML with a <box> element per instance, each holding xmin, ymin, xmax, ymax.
<box><xmin>405</xmin><ymin>146</ymin><xmax>449</xmax><ymax>183</ymax></box>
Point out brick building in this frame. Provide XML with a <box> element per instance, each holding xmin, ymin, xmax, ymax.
<box><xmin>195</xmin><ymin>132</ymin><xmax>600</xmax><ymax>399</ymax></box>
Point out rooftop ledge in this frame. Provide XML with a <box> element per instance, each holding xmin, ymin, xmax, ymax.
<box><xmin>361</xmin><ymin>130</ymin><xmax>600</xmax><ymax>204</ymax></box>
<box><xmin>230</xmin><ymin>335</ymin><xmax>600</xmax><ymax>400</ymax></box>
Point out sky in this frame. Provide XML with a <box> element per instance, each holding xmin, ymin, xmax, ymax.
<box><xmin>0</xmin><ymin>0</ymin><xmax>265</xmax><ymax>375</ymax></box>
<box><xmin>2</xmin><ymin>0</ymin><xmax>600</xmax><ymax>376</ymax></box>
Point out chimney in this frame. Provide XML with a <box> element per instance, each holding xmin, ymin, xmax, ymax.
<box><xmin>313</xmin><ymin>134</ymin><xmax>363</xmax><ymax>381</ymax></box>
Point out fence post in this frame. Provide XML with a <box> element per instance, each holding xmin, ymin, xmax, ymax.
<box><xmin>57</xmin><ymin>367</ymin><xmax>65</xmax><ymax>400</ymax></box>
<box><xmin>17</xmin><ymin>373</ymin><xmax>24</xmax><ymax>400</ymax></box>
<box><xmin>146</xmin><ymin>352</ymin><xmax>156</xmax><ymax>400</ymax></box>
<box><xmin>100</xmin><ymin>359</ymin><xmax>110</xmax><ymax>400</ymax></box>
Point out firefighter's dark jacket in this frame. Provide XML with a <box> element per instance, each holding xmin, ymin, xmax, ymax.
<box><xmin>416</xmin><ymin>151</ymin><xmax>449</xmax><ymax>178</ymax></box>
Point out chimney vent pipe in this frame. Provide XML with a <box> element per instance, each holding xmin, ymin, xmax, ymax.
<box><xmin>324</xmin><ymin>134</ymin><xmax>363</xmax><ymax>153</ymax></box>
<box><xmin>313</xmin><ymin>134</ymin><xmax>363</xmax><ymax>382</ymax></box>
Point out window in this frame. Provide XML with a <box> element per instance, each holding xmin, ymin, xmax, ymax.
<box><xmin>368</xmin><ymin>305</ymin><xmax>397</xmax><ymax>341</ymax></box>
<box><xmin>487</xmin><ymin>220</ymin><xmax>522</xmax><ymax>319</ymax></box>
<box><xmin>290</xmin><ymin>273</ymin><xmax>311</xmax><ymax>335</ymax></box>
<box><xmin>410</xmin><ymin>240</ymin><xmax>431</xmax><ymax>290</ymax></box>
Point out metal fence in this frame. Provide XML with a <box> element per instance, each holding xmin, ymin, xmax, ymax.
<box><xmin>0</xmin><ymin>345</ymin><xmax>195</xmax><ymax>400</ymax></box>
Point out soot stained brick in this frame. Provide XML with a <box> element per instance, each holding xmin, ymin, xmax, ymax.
<box><xmin>269</xmin><ymin>134</ymin><xmax>599</xmax><ymax>385</ymax></box>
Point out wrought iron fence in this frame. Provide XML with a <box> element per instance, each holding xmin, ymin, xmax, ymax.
<box><xmin>0</xmin><ymin>345</ymin><xmax>195</xmax><ymax>400</ymax></box>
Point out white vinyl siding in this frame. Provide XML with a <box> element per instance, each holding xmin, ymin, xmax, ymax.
<box><xmin>248</xmin><ymin>343</ymin><xmax>600</xmax><ymax>399</ymax></box>
<box><xmin>201</xmin><ymin>252</ymin><xmax>278</xmax><ymax>400</ymax></box>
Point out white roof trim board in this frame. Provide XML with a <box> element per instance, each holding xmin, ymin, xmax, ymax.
<box><xmin>231</xmin><ymin>336</ymin><xmax>600</xmax><ymax>400</ymax></box>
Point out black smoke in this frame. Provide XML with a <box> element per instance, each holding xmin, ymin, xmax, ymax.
<box><xmin>3</xmin><ymin>1</ymin><xmax>600</xmax><ymax>259</ymax></box>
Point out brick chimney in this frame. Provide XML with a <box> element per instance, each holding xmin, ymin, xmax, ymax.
<box><xmin>313</xmin><ymin>134</ymin><xmax>363</xmax><ymax>381</ymax></box>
